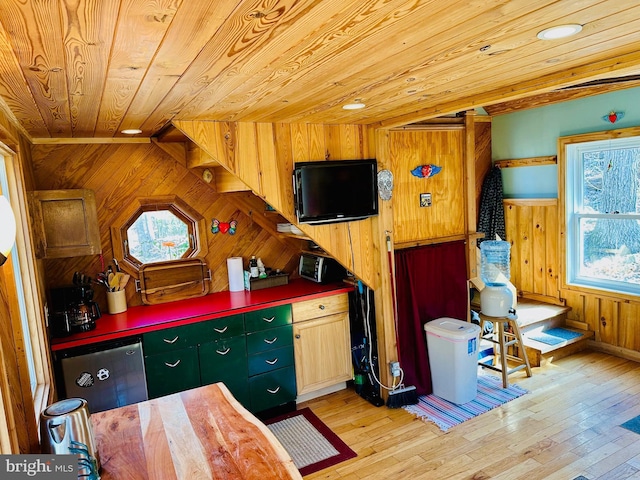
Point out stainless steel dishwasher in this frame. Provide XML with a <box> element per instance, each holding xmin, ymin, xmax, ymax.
<box><xmin>59</xmin><ymin>337</ymin><xmax>148</xmax><ymax>413</ymax></box>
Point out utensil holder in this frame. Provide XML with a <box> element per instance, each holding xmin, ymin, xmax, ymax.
<box><xmin>106</xmin><ymin>290</ymin><xmax>127</xmax><ymax>314</ymax></box>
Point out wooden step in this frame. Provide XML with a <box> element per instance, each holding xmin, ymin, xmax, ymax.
<box><xmin>521</xmin><ymin>327</ymin><xmax>594</xmax><ymax>367</ymax></box>
<box><xmin>473</xmin><ymin>297</ymin><xmax>594</xmax><ymax>368</ymax></box>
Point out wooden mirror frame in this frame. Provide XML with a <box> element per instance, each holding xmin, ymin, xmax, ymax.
<box><xmin>110</xmin><ymin>195</ymin><xmax>208</xmax><ymax>276</ymax></box>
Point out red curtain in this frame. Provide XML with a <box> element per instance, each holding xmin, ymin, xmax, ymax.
<box><xmin>394</xmin><ymin>241</ymin><xmax>468</xmax><ymax>395</ymax></box>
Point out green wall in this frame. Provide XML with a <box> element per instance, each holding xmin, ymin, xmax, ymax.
<box><xmin>492</xmin><ymin>86</ymin><xmax>640</xmax><ymax>198</ymax></box>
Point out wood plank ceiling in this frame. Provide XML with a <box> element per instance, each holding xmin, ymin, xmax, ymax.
<box><xmin>0</xmin><ymin>0</ymin><xmax>639</xmax><ymax>139</ymax></box>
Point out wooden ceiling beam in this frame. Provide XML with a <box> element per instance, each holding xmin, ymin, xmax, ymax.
<box><xmin>484</xmin><ymin>76</ymin><xmax>640</xmax><ymax>116</ymax></box>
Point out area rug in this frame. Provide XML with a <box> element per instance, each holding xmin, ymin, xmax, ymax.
<box><xmin>528</xmin><ymin>327</ymin><xmax>583</xmax><ymax>346</ymax></box>
<box><xmin>265</xmin><ymin>408</ymin><xmax>356</xmax><ymax>476</ymax></box>
<box><xmin>621</xmin><ymin>414</ymin><xmax>640</xmax><ymax>434</ymax></box>
<box><xmin>404</xmin><ymin>374</ymin><xmax>529</xmax><ymax>432</ymax></box>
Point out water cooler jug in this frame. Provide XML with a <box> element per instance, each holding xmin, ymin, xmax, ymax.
<box><xmin>479</xmin><ymin>240</ymin><xmax>514</xmax><ymax>317</ymax></box>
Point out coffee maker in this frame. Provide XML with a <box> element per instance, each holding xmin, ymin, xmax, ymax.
<box><xmin>49</xmin><ymin>285</ymin><xmax>101</xmax><ymax>337</ymax></box>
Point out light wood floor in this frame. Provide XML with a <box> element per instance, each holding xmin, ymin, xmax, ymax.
<box><xmin>299</xmin><ymin>349</ymin><xmax>640</xmax><ymax>480</ymax></box>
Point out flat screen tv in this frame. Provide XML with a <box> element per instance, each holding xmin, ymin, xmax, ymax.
<box><xmin>293</xmin><ymin>159</ymin><xmax>379</xmax><ymax>225</ymax></box>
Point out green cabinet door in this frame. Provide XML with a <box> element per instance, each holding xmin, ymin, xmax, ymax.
<box><xmin>144</xmin><ymin>346</ymin><xmax>200</xmax><ymax>399</ymax></box>
<box><xmin>199</xmin><ymin>336</ymin><xmax>249</xmax><ymax>406</ymax></box>
<box><xmin>249</xmin><ymin>366</ymin><xmax>296</xmax><ymax>413</ymax></box>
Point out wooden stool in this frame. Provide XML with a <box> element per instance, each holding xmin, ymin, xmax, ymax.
<box><xmin>478</xmin><ymin>314</ymin><xmax>532</xmax><ymax>388</ymax></box>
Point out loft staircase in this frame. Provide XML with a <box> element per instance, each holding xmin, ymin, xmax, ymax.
<box><xmin>473</xmin><ymin>297</ymin><xmax>594</xmax><ymax>367</ymax></box>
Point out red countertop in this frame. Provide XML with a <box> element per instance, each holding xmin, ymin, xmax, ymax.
<box><xmin>51</xmin><ymin>279</ymin><xmax>353</xmax><ymax>351</ymax></box>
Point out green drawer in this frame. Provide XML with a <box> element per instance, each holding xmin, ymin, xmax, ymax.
<box><xmin>249</xmin><ymin>366</ymin><xmax>296</xmax><ymax>413</ymax></box>
<box><xmin>248</xmin><ymin>345</ymin><xmax>294</xmax><ymax>376</ymax></box>
<box><xmin>200</xmin><ymin>314</ymin><xmax>245</xmax><ymax>341</ymax></box>
<box><xmin>244</xmin><ymin>305</ymin><xmax>292</xmax><ymax>332</ymax></box>
<box><xmin>246</xmin><ymin>324</ymin><xmax>293</xmax><ymax>355</ymax></box>
<box><xmin>145</xmin><ymin>347</ymin><xmax>200</xmax><ymax>399</ymax></box>
<box><xmin>143</xmin><ymin>323</ymin><xmax>202</xmax><ymax>355</ymax></box>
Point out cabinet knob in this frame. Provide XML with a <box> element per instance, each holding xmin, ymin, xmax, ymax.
<box><xmin>295</xmin><ymin>334</ymin><xmax>301</xmax><ymax>339</ymax></box>
<box><xmin>319</xmin><ymin>304</ymin><xmax>325</xmax><ymax>310</ymax></box>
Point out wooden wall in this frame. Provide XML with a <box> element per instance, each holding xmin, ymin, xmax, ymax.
<box><xmin>29</xmin><ymin>142</ymin><xmax>302</xmax><ymax>311</ymax></box>
<box><xmin>504</xmin><ymin>198</ymin><xmax>560</xmax><ymax>303</ymax></box>
<box><xmin>504</xmin><ymin>198</ymin><xmax>640</xmax><ymax>358</ymax></box>
<box><xmin>173</xmin><ymin>121</ymin><xmax>382</xmax><ymax>289</ymax></box>
<box><xmin>387</xmin><ymin>128</ymin><xmax>465</xmax><ymax>245</ymax></box>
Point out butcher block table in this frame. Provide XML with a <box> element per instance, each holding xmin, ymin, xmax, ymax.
<box><xmin>92</xmin><ymin>382</ymin><xmax>302</xmax><ymax>479</ymax></box>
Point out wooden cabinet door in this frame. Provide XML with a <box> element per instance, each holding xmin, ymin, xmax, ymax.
<box><xmin>293</xmin><ymin>312</ymin><xmax>351</xmax><ymax>395</ymax></box>
<box><xmin>28</xmin><ymin>189</ymin><xmax>101</xmax><ymax>258</ymax></box>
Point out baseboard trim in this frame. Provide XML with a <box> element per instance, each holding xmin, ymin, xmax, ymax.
<box><xmin>296</xmin><ymin>382</ymin><xmax>347</xmax><ymax>404</ymax></box>
<box><xmin>587</xmin><ymin>340</ymin><xmax>640</xmax><ymax>363</ymax></box>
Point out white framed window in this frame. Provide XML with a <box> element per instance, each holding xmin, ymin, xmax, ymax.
<box><xmin>564</xmin><ymin>135</ymin><xmax>640</xmax><ymax>296</ymax></box>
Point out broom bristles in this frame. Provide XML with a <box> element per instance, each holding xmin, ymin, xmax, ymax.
<box><xmin>386</xmin><ymin>384</ymin><xmax>419</xmax><ymax>408</ymax></box>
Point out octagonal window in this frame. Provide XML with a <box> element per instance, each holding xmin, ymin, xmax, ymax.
<box><xmin>127</xmin><ymin>210</ymin><xmax>191</xmax><ymax>264</ymax></box>
<box><xmin>112</xmin><ymin>195</ymin><xmax>207</xmax><ymax>273</ymax></box>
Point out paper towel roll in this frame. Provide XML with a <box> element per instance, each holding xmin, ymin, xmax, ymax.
<box><xmin>227</xmin><ymin>257</ymin><xmax>244</xmax><ymax>292</ymax></box>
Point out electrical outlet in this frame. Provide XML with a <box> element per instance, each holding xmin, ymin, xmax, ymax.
<box><xmin>389</xmin><ymin>361</ymin><xmax>401</xmax><ymax>377</ymax></box>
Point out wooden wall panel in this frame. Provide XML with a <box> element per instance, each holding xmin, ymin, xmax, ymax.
<box><xmin>173</xmin><ymin>121</ymin><xmax>379</xmax><ymax>288</ymax></box>
<box><xmin>388</xmin><ymin>129</ymin><xmax>465</xmax><ymax>245</ymax></box>
<box><xmin>504</xmin><ymin>199</ymin><xmax>559</xmax><ymax>301</ymax></box>
<box><xmin>29</xmin><ymin>143</ymin><xmax>301</xmax><ymax>312</ymax></box>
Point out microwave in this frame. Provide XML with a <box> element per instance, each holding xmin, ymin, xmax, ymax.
<box><xmin>299</xmin><ymin>253</ymin><xmax>345</xmax><ymax>283</ymax></box>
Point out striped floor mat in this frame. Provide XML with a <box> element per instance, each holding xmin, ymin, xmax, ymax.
<box><xmin>404</xmin><ymin>374</ymin><xmax>528</xmax><ymax>432</ymax></box>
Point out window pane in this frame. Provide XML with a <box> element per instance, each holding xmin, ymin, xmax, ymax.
<box><xmin>582</xmin><ymin>147</ymin><xmax>640</xmax><ymax>214</ymax></box>
<box><xmin>127</xmin><ymin>210</ymin><xmax>189</xmax><ymax>264</ymax></box>
<box><xmin>579</xmin><ymin>216</ymin><xmax>640</xmax><ymax>286</ymax></box>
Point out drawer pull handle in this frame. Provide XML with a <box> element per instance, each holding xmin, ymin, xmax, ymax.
<box><xmin>264</xmin><ymin>337</ymin><xmax>278</xmax><ymax>344</ymax></box>
<box><xmin>163</xmin><ymin>336</ymin><xmax>179</xmax><ymax>344</ymax></box>
<box><xmin>165</xmin><ymin>360</ymin><xmax>181</xmax><ymax>368</ymax></box>
<box><xmin>262</xmin><ymin>316</ymin><xmax>275</xmax><ymax>323</ymax></box>
<box><xmin>267</xmin><ymin>386</ymin><xmax>281</xmax><ymax>394</ymax></box>
<box><xmin>216</xmin><ymin>348</ymin><xmax>231</xmax><ymax>356</ymax></box>
<box><xmin>214</xmin><ymin>326</ymin><xmax>229</xmax><ymax>334</ymax></box>
<box><xmin>319</xmin><ymin>304</ymin><xmax>325</xmax><ymax>310</ymax></box>
<box><xmin>265</xmin><ymin>358</ymin><xmax>278</xmax><ymax>365</ymax></box>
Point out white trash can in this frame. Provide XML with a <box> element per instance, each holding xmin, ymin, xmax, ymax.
<box><xmin>424</xmin><ymin>317</ymin><xmax>481</xmax><ymax>404</ymax></box>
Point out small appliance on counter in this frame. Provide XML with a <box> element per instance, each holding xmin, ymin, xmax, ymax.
<box><xmin>40</xmin><ymin>397</ymin><xmax>100</xmax><ymax>477</ymax></box>
<box><xmin>299</xmin><ymin>253</ymin><xmax>346</xmax><ymax>283</ymax></box>
<box><xmin>48</xmin><ymin>285</ymin><xmax>101</xmax><ymax>338</ymax></box>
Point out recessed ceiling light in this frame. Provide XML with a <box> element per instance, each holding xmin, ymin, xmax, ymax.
<box><xmin>343</xmin><ymin>103</ymin><xmax>366</xmax><ymax>110</ymax></box>
<box><xmin>537</xmin><ymin>24</ymin><xmax>582</xmax><ymax>40</ymax></box>
<box><xmin>121</xmin><ymin>128</ymin><xmax>142</xmax><ymax>135</ymax></box>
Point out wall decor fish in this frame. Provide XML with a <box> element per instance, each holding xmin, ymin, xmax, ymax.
<box><xmin>411</xmin><ymin>164</ymin><xmax>442</xmax><ymax>178</ymax></box>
